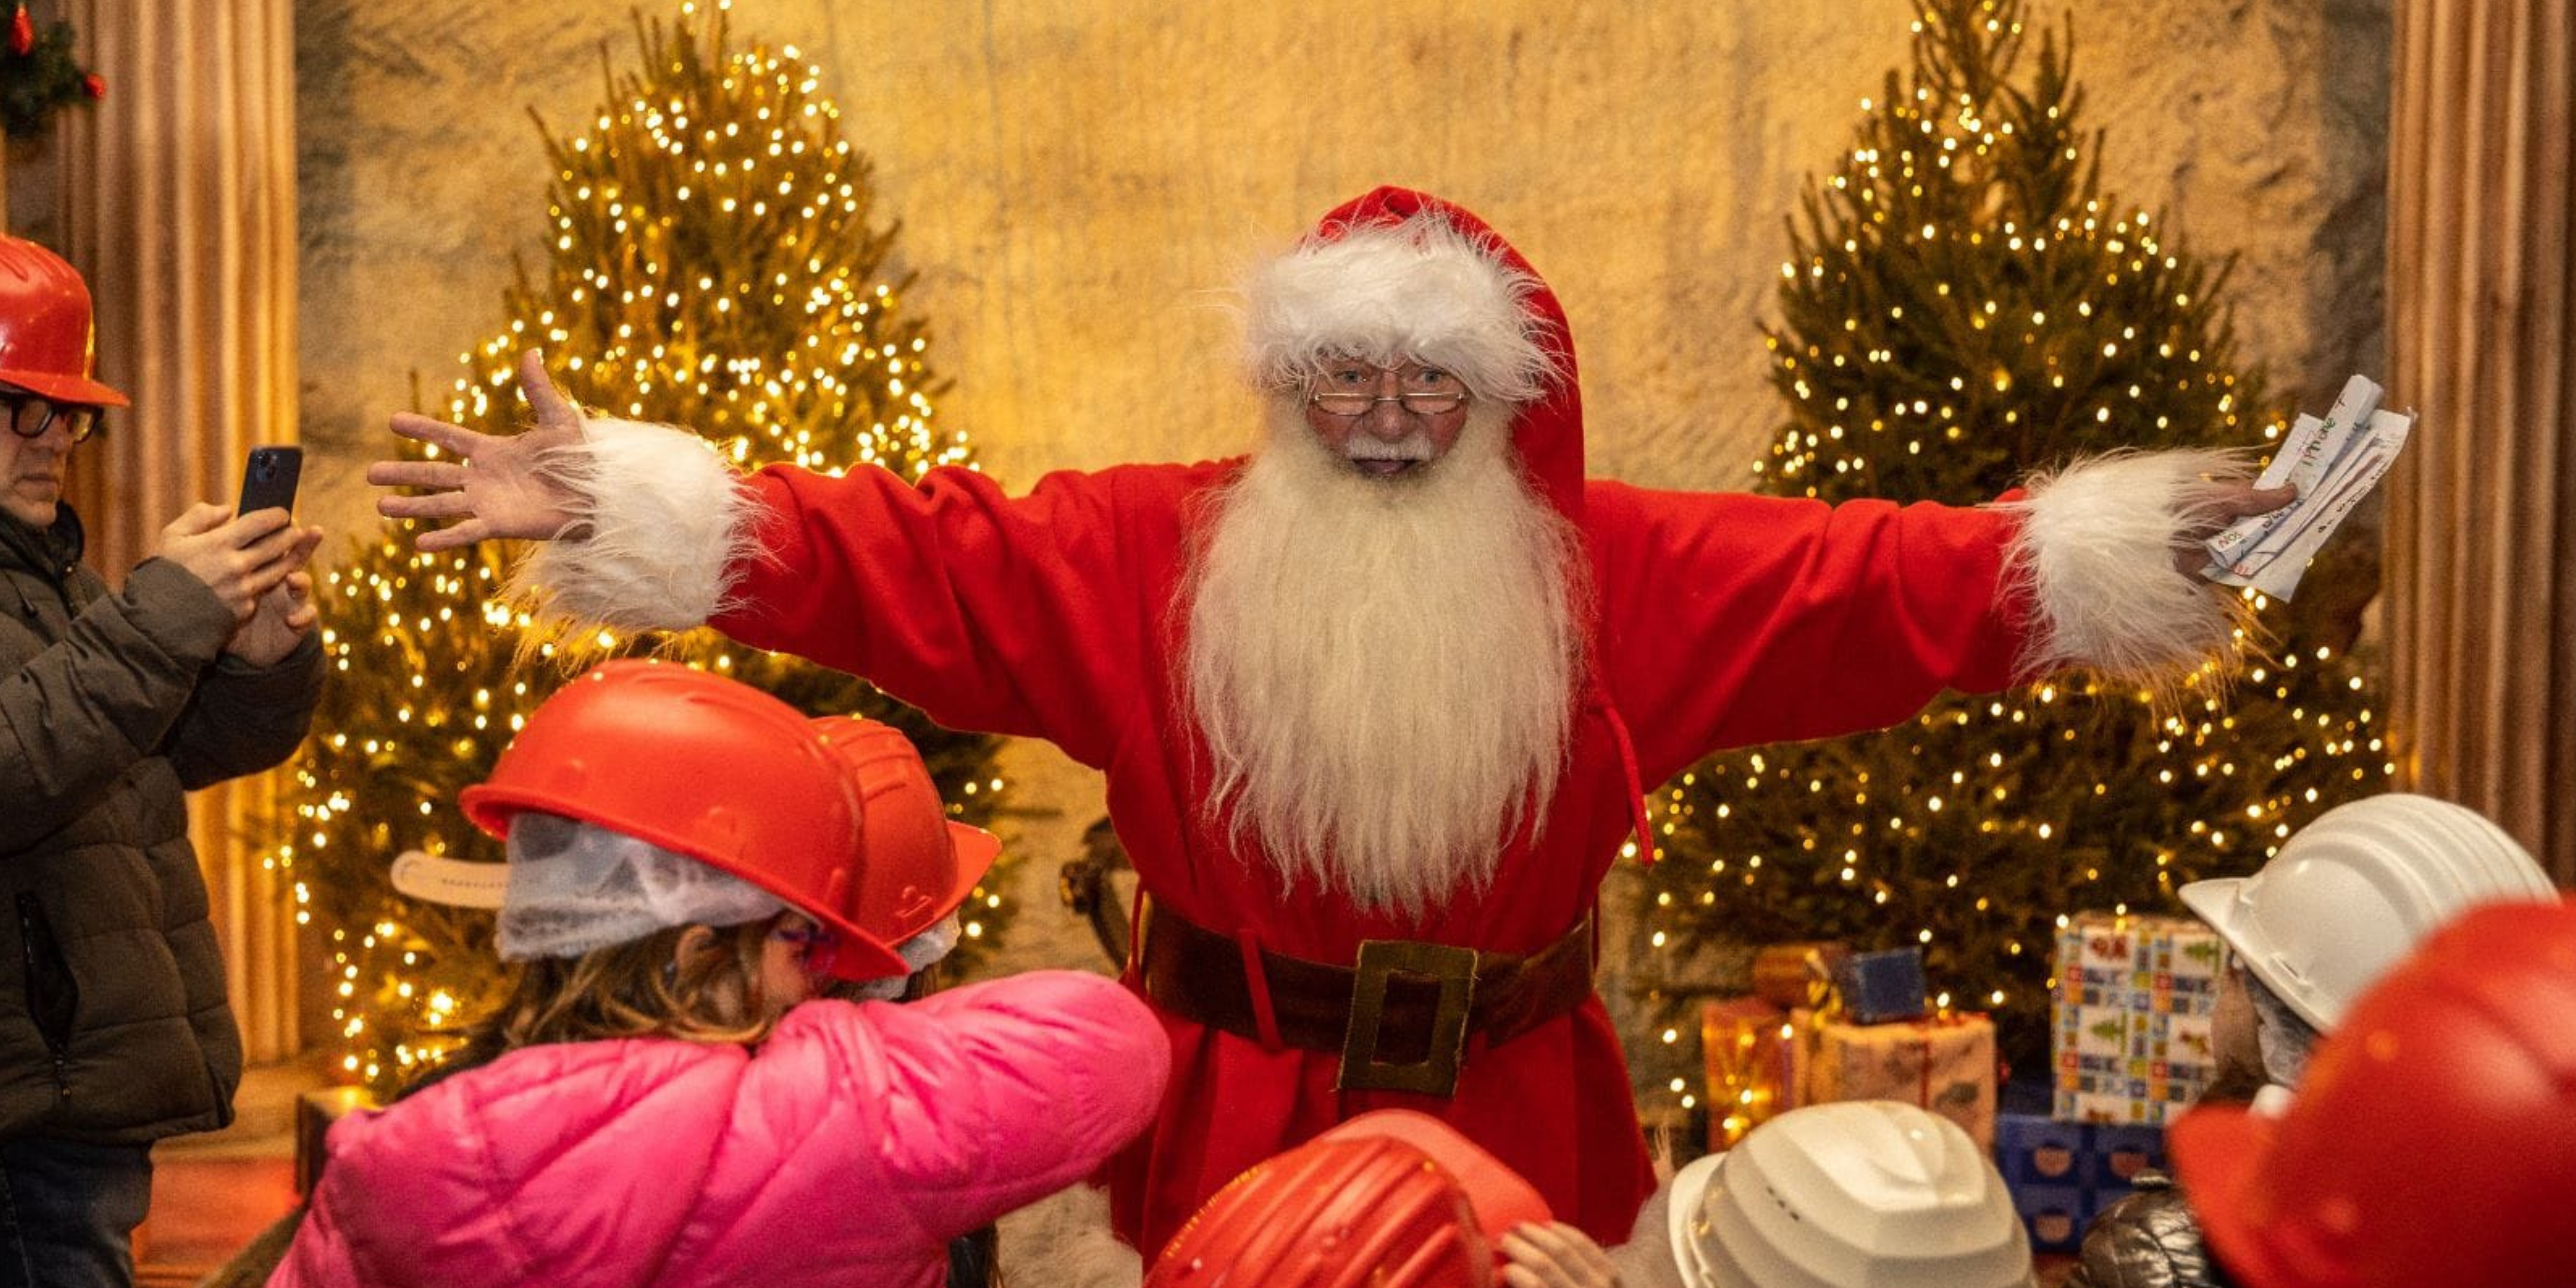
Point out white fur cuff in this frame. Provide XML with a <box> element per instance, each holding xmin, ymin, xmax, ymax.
<box><xmin>509</xmin><ymin>417</ymin><xmax>765</xmax><ymax>637</ymax></box>
<box><xmin>1995</xmin><ymin>449</ymin><xmax>2253</xmax><ymax>695</ymax></box>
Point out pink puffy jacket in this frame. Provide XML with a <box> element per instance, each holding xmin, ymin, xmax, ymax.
<box><xmin>270</xmin><ymin>970</ymin><xmax>1167</xmax><ymax>1288</ymax></box>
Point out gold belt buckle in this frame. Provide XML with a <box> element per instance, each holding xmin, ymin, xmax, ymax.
<box><xmin>1337</xmin><ymin>939</ymin><xmax>1478</xmax><ymax>1096</ymax></box>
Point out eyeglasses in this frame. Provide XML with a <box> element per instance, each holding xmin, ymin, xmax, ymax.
<box><xmin>1</xmin><ymin>394</ymin><xmax>104</xmax><ymax>445</ymax></box>
<box><xmin>1305</xmin><ymin>362</ymin><xmax>1469</xmax><ymax>419</ymax></box>
<box><xmin>769</xmin><ymin>922</ymin><xmax>846</xmax><ymax>980</ymax></box>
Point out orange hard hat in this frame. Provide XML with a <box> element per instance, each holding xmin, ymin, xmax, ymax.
<box><xmin>1314</xmin><ymin>1110</ymin><xmax>1553</xmax><ymax>1248</ymax></box>
<box><xmin>0</xmin><ymin>237</ymin><xmax>126</xmax><ymax>407</ymax></box>
<box><xmin>458</xmin><ymin>662</ymin><xmax>908</xmax><ymax>979</ymax></box>
<box><xmin>808</xmin><ymin>715</ymin><xmax>1001</xmax><ymax>947</ymax></box>
<box><xmin>1145</xmin><ymin>1133</ymin><xmax>1496</xmax><ymax>1288</ymax></box>
<box><xmin>2169</xmin><ymin>897</ymin><xmax>2576</xmax><ymax>1288</ymax></box>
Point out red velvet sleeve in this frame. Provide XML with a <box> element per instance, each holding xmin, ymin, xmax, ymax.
<box><xmin>1587</xmin><ymin>480</ymin><xmax>2033</xmax><ymax>786</ymax></box>
<box><xmin>709</xmin><ymin>462</ymin><xmax>1162</xmax><ymax>769</ymax></box>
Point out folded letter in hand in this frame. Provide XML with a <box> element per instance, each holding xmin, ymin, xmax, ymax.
<box><xmin>2202</xmin><ymin>374</ymin><xmax>2412</xmax><ymax>600</ymax></box>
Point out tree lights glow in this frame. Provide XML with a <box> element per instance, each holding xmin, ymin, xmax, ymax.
<box><xmin>279</xmin><ymin>1</ymin><xmax>1010</xmax><ymax>1095</ymax></box>
<box><xmin>1629</xmin><ymin>0</ymin><xmax>2388</xmax><ymax>1115</ymax></box>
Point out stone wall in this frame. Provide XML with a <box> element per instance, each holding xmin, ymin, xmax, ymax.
<box><xmin>293</xmin><ymin>0</ymin><xmax>2388</xmax><ymax>996</ymax></box>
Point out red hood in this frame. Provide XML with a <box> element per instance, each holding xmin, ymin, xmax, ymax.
<box><xmin>1299</xmin><ymin>187</ymin><xmax>1588</xmax><ymax>525</ymax></box>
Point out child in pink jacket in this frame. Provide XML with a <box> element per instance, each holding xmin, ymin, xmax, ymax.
<box><xmin>270</xmin><ymin>662</ymin><xmax>1168</xmax><ymax>1288</ymax></box>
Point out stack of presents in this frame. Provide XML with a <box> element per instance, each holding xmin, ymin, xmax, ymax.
<box><xmin>1699</xmin><ymin>912</ymin><xmax>2222</xmax><ymax>1255</ymax></box>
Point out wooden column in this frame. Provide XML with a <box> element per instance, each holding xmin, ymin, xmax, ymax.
<box><xmin>2386</xmin><ymin>0</ymin><xmax>2575</xmax><ymax>882</ymax></box>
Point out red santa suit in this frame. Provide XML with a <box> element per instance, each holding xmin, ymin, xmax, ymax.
<box><xmin>514</xmin><ymin>188</ymin><xmax>2246</xmax><ymax>1256</ymax></box>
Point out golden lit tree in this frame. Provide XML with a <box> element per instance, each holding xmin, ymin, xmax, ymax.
<box><xmin>1626</xmin><ymin>0</ymin><xmax>2389</xmax><ymax>1113</ymax></box>
<box><xmin>280</xmin><ymin>1</ymin><xmax>1013</xmax><ymax>1094</ymax></box>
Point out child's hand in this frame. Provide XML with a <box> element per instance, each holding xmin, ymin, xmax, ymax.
<box><xmin>1499</xmin><ymin>1221</ymin><xmax>1622</xmax><ymax>1288</ymax></box>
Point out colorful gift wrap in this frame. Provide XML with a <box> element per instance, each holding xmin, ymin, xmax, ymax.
<box><xmin>2052</xmin><ymin>912</ymin><xmax>2223</xmax><ymax>1124</ymax></box>
<box><xmin>1797</xmin><ymin>1009</ymin><xmax>1997</xmax><ymax>1149</ymax></box>
<box><xmin>1701</xmin><ymin>995</ymin><xmax>1799</xmax><ymax>1149</ymax></box>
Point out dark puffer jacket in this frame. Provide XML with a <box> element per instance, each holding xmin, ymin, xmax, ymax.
<box><xmin>2063</xmin><ymin>1173</ymin><xmax>2245</xmax><ymax>1288</ymax></box>
<box><xmin>0</xmin><ymin>505</ymin><xmax>320</xmax><ymax>1143</ymax></box>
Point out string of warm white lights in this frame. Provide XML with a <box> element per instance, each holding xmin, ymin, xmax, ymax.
<box><xmin>1624</xmin><ymin>0</ymin><xmax>2389</xmax><ymax>1125</ymax></box>
<box><xmin>272</xmin><ymin>0</ymin><xmax>1010</xmax><ymax>1095</ymax></box>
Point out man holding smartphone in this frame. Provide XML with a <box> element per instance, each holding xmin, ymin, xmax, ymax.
<box><xmin>0</xmin><ymin>236</ymin><xmax>322</xmax><ymax>1287</ymax></box>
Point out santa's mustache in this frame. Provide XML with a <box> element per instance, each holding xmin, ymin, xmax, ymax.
<box><xmin>1344</xmin><ymin>432</ymin><xmax>1436</xmax><ymax>462</ymax></box>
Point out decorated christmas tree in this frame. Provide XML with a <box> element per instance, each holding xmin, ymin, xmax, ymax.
<box><xmin>280</xmin><ymin>1</ymin><xmax>1011</xmax><ymax>1095</ymax></box>
<box><xmin>0</xmin><ymin>1</ymin><xmax>105</xmax><ymax>140</ymax></box>
<box><xmin>1629</xmin><ymin>0</ymin><xmax>2390</xmax><ymax>1112</ymax></box>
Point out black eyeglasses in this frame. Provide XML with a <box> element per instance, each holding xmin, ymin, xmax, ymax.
<box><xmin>1</xmin><ymin>394</ymin><xmax>104</xmax><ymax>444</ymax></box>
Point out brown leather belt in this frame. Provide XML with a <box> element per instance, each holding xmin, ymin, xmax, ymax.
<box><xmin>1130</xmin><ymin>896</ymin><xmax>1595</xmax><ymax>1097</ymax></box>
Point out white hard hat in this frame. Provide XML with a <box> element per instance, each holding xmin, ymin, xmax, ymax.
<box><xmin>2179</xmin><ymin>792</ymin><xmax>2554</xmax><ymax>1031</ymax></box>
<box><xmin>1664</xmin><ymin>1102</ymin><xmax>2034</xmax><ymax>1288</ymax></box>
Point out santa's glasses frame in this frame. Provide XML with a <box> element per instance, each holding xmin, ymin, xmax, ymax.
<box><xmin>1303</xmin><ymin>362</ymin><xmax>1469</xmax><ymax>418</ymax></box>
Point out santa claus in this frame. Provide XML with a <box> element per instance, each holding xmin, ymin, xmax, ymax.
<box><xmin>371</xmin><ymin>187</ymin><xmax>2288</xmax><ymax>1255</ymax></box>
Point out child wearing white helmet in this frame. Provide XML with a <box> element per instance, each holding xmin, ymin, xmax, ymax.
<box><xmin>2185</xmin><ymin>791</ymin><xmax>2552</xmax><ymax>1105</ymax></box>
<box><xmin>1613</xmin><ymin>1100</ymin><xmax>2035</xmax><ymax>1288</ymax></box>
<box><xmin>2066</xmin><ymin>791</ymin><xmax>2554</xmax><ymax>1288</ymax></box>
<box><xmin>269</xmin><ymin>662</ymin><xmax>1169</xmax><ymax>1288</ymax></box>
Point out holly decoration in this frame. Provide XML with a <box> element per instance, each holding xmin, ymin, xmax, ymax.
<box><xmin>1</xmin><ymin>4</ymin><xmax>105</xmax><ymax>139</ymax></box>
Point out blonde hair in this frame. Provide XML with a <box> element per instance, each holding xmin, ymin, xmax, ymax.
<box><xmin>407</xmin><ymin>913</ymin><xmax>792</xmax><ymax>1098</ymax></box>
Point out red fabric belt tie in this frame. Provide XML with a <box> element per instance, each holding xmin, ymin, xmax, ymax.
<box><xmin>1131</xmin><ymin>896</ymin><xmax>1595</xmax><ymax>1098</ymax></box>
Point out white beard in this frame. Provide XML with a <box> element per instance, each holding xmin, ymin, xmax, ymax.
<box><xmin>1181</xmin><ymin>401</ymin><xmax>1588</xmax><ymax>917</ymax></box>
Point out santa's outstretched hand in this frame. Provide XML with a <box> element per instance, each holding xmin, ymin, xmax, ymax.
<box><xmin>2174</xmin><ymin>478</ymin><xmax>2297</xmax><ymax>577</ymax></box>
<box><xmin>372</xmin><ymin>349</ymin><xmax>585</xmax><ymax>551</ymax></box>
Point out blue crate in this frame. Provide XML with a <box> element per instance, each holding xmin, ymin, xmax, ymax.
<box><xmin>2010</xmin><ymin>1182</ymin><xmax>2087</xmax><ymax>1254</ymax></box>
<box><xmin>1992</xmin><ymin>1080</ymin><xmax>2171</xmax><ymax>1257</ymax></box>
<box><xmin>1993</xmin><ymin>1109</ymin><xmax>2087</xmax><ymax>1186</ymax></box>
<box><xmin>2089</xmin><ymin>1122</ymin><xmax>2168</xmax><ymax>1188</ymax></box>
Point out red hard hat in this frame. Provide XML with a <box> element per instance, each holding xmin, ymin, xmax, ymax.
<box><xmin>808</xmin><ymin>715</ymin><xmax>1001</xmax><ymax>946</ymax></box>
<box><xmin>0</xmin><ymin>237</ymin><xmax>126</xmax><ymax>407</ymax></box>
<box><xmin>1145</xmin><ymin>1133</ymin><xmax>1497</xmax><ymax>1288</ymax></box>
<box><xmin>458</xmin><ymin>662</ymin><xmax>908</xmax><ymax>979</ymax></box>
<box><xmin>1315</xmin><ymin>1110</ymin><xmax>1553</xmax><ymax>1248</ymax></box>
<box><xmin>2170</xmin><ymin>897</ymin><xmax>2576</xmax><ymax>1288</ymax></box>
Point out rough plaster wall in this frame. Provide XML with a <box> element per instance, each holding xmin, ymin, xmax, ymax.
<box><xmin>294</xmin><ymin>0</ymin><xmax>2386</xmax><ymax>1026</ymax></box>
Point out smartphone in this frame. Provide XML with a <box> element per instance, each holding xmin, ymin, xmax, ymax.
<box><xmin>236</xmin><ymin>445</ymin><xmax>303</xmax><ymax>517</ymax></box>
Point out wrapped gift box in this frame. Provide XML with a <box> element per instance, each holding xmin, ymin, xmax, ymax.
<box><xmin>1798</xmin><ymin>1009</ymin><xmax>1997</xmax><ymax>1149</ymax></box>
<box><xmin>1748</xmin><ymin>941</ymin><xmax>1851</xmax><ymax>1008</ymax></box>
<box><xmin>1831</xmin><ymin>947</ymin><xmax>1930</xmax><ymax>1024</ymax></box>
<box><xmin>1701</xmin><ymin>995</ymin><xmax>1799</xmax><ymax>1149</ymax></box>
<box><xmin>2052</xmin><ymin>912</ymin><xmax>2223</xmax><ymax>1124</ymax></box>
